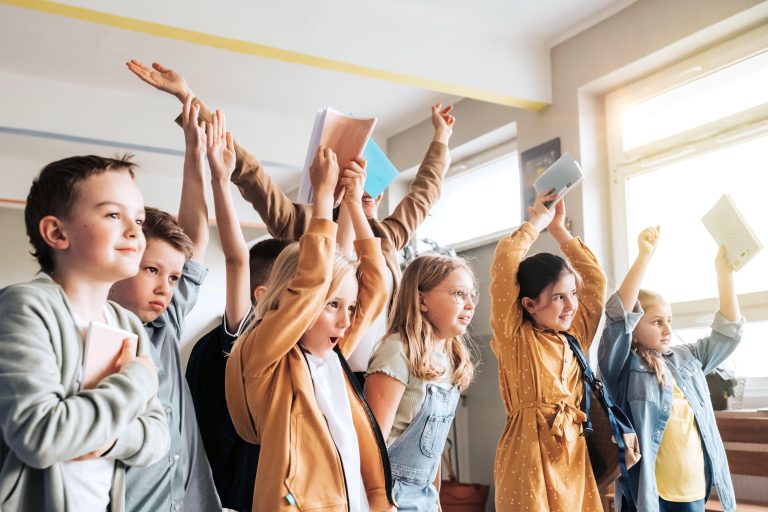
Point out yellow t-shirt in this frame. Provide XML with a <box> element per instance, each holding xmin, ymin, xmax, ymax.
<box><xmin>655</xmin><ymin>383</ymin><xmax>706</xmax><ymax>501</ymax></box>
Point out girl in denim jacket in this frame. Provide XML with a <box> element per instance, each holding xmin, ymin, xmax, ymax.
<box><xmin>599</xmin><ymin>226</ymin><xmax>744</xmax><ymax>512</ymax></box>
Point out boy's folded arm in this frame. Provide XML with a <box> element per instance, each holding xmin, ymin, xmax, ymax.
<box><xmin>0</xmin><ymin>289</ymin><xmax>162</xmax><ymax>468</ymax></box>
<box><xmin>489</xmin><ymin>223</ymin><xmax>538</xmax><ymax>344</ymax></box>
<box><xmin>339</xmin><ymin>238</ymin><xmax>388</xmax><ymax>358</ymax></box>
<box><xmin>108</xmin><ymin>394</ymin><xmax>170</xmax><ymax>467</ymax></box>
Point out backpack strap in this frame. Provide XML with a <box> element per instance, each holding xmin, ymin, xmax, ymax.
<box><xmin>562</xmin><ymin>332</ymin><xmax>635</xmax><ymax>505</ymax></box>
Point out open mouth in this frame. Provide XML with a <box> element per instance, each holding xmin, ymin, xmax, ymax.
<box><xmin>329</xmin><ymin>337</ymin><xmax>339</xmax><ymax>345</ymax></box>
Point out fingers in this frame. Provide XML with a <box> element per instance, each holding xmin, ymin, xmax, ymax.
<box><xmin>152</xmin><ymin>62</ymin><xmax>169</xmax><ymax>73</ymax></box>
<box><xmin>225</xmin><ymin>131</ymin><xmax>234</xmax><ymax>152</ymax></box>
<box><xmin>182</xmin><ymin>93</ymin><xmax>192</xmax><ymax>123</ymax></box>
<box><xmin>440</xmin><ymin>104</ymin><xmax>454</xmax><ymax>116</ymax></box>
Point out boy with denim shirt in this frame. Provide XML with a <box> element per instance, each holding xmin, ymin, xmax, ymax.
<box><xmin>110</xmin><ymin>96</ymin><xmax>220</xmax><ymax>511</ymax></box>
<box><xmin>0</xmin><ymin>155</ymin><xmax>169</xmax><ymax>511</ymax></box>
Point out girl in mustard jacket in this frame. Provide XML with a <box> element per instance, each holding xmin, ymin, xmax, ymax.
<box><xmin>225</xmin><ymin>147</ymin><xmax>394</xmax><ymax>511</ymax></box>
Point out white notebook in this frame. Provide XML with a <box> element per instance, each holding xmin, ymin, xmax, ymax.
<box><xmin>533</xmin><ymin>152</ymin><xmax>584</xmax><ymax>208</ymax></box>
<box><xmin>82</xmin><ymin>321</ymin><xmax>138</xmax><ymax>389</ymax></box>
<box><xmin>701</xmin><ymin>194</ymin><xmax>763</xmax><ymax>271</ymax></box>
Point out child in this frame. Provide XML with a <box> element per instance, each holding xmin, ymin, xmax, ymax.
<box><xmin>185</xmin><ymin>109</ymin><xmax>291</xmax><ymax>511</ymax></box>
<box><xmin>125</xmin><ymin>58</ymin><xmax>455</xmax><ymax>376</ymax></box>
<box><xmin>109</xmin><ymin>95</ymin><xmax>220</xmax><ymax>511</ymax></box>
<box><xmin>489</xmin><ymin>195</ymin><xmax>607</xmax><ymax>511</ymax></box>
<box><xmin>225</xmin><ymin>146</ymin><xmax>395</xmax><ymax>511</ymax></box>
<box><xmin>0</xmin><ymin>155</ymin><xmax>169</xmax><ymax>511</ymax></box>
<box><xmin>364</xmin><ymin>254</ymin><xmax>477</xmax><ymax>511</ymax></box>
<box><xmin>598</xmin><ymin>227</ymin><xmax>742</xmax><ymax>512</ymax></box>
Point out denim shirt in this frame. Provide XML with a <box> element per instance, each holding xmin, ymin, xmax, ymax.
<box><xmin>598</xmin><ymin>292</ymin><xmax>744</xmax><ymax>512</ymax></box>
<box><xmin>125</xmin><ymin>260</ymin><xmax>221</xmax><ymax>512</ymax></box>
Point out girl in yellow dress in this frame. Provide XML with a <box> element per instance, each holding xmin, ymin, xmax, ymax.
<box><xmin>490</xmin><ymin>194</ymin><xmax>606</xmax><ymax>511</ymax></box>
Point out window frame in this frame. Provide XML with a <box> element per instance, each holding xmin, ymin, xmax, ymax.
<box><xmin>605</xmin><ymin>25</ymin><xmax>768</xmax><ymax>331</ymax></box>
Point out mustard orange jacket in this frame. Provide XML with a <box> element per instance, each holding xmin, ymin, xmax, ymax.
<box><xmin>225</xmin><ymin>218</ymin><xmax>394</xmax><ymax>511</ymax></box>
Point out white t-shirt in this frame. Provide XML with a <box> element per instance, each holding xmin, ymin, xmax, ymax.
<box><xmin>60</xmin><ymin>305</ymin><xmax>117</xmax><ymax>512</ymax></box>
<box><xmin>347</xmin><ymin>267</ymin><xmax>394</xmax><ymax>372</ymax></box>
<box><xmin>305</xmin><ymin>351</ymin><xmax>370</xmax><ymax>512</ymax></box>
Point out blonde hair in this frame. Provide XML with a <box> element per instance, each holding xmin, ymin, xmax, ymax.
<box><xmin>385</xmin><ymin>254</ymin><xmax>476</xmax><ymax>391</ymax></box>
<box><xmin>633</xmin><ymin>289</ymin><xmax>667</xmax><ymax>386</ymax></box>
<box><xmin>238</xmin><ymin>241</ymin><xmax>358</xmax><ymax>342</ymax></box>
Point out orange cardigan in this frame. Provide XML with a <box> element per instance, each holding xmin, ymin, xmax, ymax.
<box><xmin>225</xmin><ymin>218</ymin><xmax>394</xmax><ymax>511</ymax></box>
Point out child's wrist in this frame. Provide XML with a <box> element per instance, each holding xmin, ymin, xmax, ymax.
<box><xmin>433</xmin><ymin>129</ymin><xmax>449</xmax><ymax>145</ymax></box>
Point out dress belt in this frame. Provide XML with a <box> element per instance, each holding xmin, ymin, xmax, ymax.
<box><xmin>510</xmin><ymin>401</ymin><xmax>587</xmax><ymax>463</ymax></box>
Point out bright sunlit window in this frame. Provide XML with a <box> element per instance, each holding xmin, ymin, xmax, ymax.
<box><xmin>624</xmin><ymin>135</ymin><xmax>768</xmax><ymax>304</ymax></box>
<box><xmin>621</xmin><ymin>50</ymin><xmax>768</xmax><ymax>150</ymax></box>
<box><xmin>608</xmin><ymin>28</ymin><xmax>768</xmax><ymax>379</ymax></box>
<box><xmin>419</xmin><ymin>153</ymin><xmax>520</xmax><ymax>248</ymax></box>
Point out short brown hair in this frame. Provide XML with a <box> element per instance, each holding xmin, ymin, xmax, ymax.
<box><xmin>25</xmin><ymin>154</ymin><xmax>137</xmax><ymax>275</ymax></box>
<box><xmin>248</xmin><ymin>238</ymin><xmax>292</xmax><ymax>299</ymax></box>
<box><xmin>142</xmin><ymin>207</ymin><xmax>194</xmax><ymax>261</ymax></box>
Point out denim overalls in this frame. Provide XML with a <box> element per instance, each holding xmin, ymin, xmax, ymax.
<box><xmin>388</xmin><ymin>383</ymin><xmax>460</xmax><ymax>511</ymax></box>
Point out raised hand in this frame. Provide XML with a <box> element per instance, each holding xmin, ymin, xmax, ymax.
<box><xmin>117</xmin><ymin>338</ymin><xmax>158</xmax><ymax>382</ymax></box>
<box><xmin>309</xmin><ymin>146</ymin><xmax>340</xmax><ymax>219</ymax></box>
<box><xmin>715</xmin><ymin>245</ymin><xmax>733</xmax><ymax>276</ymax></box>
<box><xmin>638</xmin><ymin>225</ymin><xmax>660</xmax><ymax>256</ymax></box>
<box><xmin>126</xmin><ymin>60</ymin><xmax>192</xmax><ymax>102</ymax></box>
<box><xmin>432</xmin><ymin>103</ymin><xmax>455</xmax><ymax>145</ymax></box>
<box><xmin>341</xmin><ymin>157</ymin><xmax>367</xmax><ymax>207</ymax></box>
<box><xmin>182</xmin><ymin>94</ymin><xmax>205</xmax><ymax>158</ymax></box>
<box><xmin>206</xmin><ymin>109</ymin><xmax>236</xmax><ymax>181</ymax></box>
<box><xmin>361</xmin><ymin>193</ymin><xmax>383</xmax><ymax>219</ymax></box>
<box><xmin>527</xmin><ymin>190</ymin><xmax>557</xmax><ymax>233</ymax></box>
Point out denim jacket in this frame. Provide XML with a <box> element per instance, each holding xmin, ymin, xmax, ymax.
<box><xmin>598</xmin><ymin>292</ymin><xmax>744</xmax><ymax>512</ymax></box>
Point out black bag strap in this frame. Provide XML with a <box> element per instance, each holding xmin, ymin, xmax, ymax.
<box><xmin>562</xmin><ymin>332</ymin><xmax>635</xmax><ymax>504</ymax></box>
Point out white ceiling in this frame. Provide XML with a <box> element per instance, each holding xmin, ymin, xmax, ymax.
<box><xmin>0</xmin><ymin>0</ymin><xmax>634</xmax><ymax>232</ymax></box>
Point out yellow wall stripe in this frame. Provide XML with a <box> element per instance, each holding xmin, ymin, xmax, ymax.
<box><xmin>2</xmin><ymin>0</ymin><xmax>549</xmax><ymax>110</ymax></box>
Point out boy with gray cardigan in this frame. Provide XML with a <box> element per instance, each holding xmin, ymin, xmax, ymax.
<box><xmin>0</xmin><ymin>155</ymin><xmax>170</xmax><ymax>511</ymax></box>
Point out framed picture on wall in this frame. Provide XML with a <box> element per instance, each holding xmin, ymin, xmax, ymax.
<box><xmin>519</xmin><ymin>137</ymin><xmax>561</xmax><ymax>221</ymax></box>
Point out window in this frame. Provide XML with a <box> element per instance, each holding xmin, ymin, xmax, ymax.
<box><xmin>607</xmin><ymin>26</ymin><xmax>768</xmax><ymax>379</ymax></box>
<box><xmin>418</xmin><ymin>151</ymin><xmax>520</xmax><ymax>249</ymax></box>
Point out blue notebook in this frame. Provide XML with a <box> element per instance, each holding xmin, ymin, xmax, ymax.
<box><xmin>362</xmin><ymin>139</ymin><xmax>399</xmax><ymax>198</ymax></box>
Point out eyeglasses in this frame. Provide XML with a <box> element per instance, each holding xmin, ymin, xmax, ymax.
<box><xmin>429</xmin><ymin>287</ymin><xmax>480</xmax><ymax>306</ymax></box>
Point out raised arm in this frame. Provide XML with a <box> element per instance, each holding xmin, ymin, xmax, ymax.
<box><xmin>177</xmin><ymin>94</ymin><xmax>209</xmax><ymax>262</ymax></box>
<box><xmin>716</xmin><ymin>245</ymin><xmax>740</xmax><ymax>322</ymax></box>
<box><xmin>126</xmin><ymin>59</ymin><xmax>192</xmax><ymax>102</ymax></box>
<box><xmin>598</xmin><ymin>227</ymin><xmax>658</xmax><ymax>392</ymax></box>
<box><xmin>207</xmin><ymin>109</ymin><xmax>251</xmax><ymax>332</ymax></box>
<box><xmin>376</xmin><ymin>104</ymin><xmax>454</xmax><ymax>250</ymax></box>
<box><xmin>338</xmin><ymin>157</ymin><xmax>387</xmax><ymax>357</ymax></box>
<box><xmin>549</xmin><ymin>199</ymin><xmax>606</xmax><ymax>348</ymax></box>
<box><xmin>489</xmin><ymin>194</ymin><xmax>554</xmax><ymax>349</ymax></box>
<box><xmin>618</xmin><ymin>226</ymin><xmax>659</xmax><ymax>311</ymax></box>
<box><xmin>127</xmin><ymin>59</ymin><xmax>310</xmax><ymax>240</ymax></box>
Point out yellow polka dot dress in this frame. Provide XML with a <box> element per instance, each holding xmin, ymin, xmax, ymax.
<box><xmin>489</xmin><ymin>223</ymin><xmax>607</xmax><ymax>511</ymax></box>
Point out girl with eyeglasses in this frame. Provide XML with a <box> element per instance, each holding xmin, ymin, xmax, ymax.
<box><xmin>489</xmin><ymin>194</ymin><xmax>607</xmax><ymax>511</ymax></box>
<box><xmin>364</xmin><ymin>254</ymin><xmax>477</xmax><ymax>511</ymax></box>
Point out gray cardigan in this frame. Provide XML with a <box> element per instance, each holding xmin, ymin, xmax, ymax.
<box><xmin>0</xmin><ymin>276</ymin><xmax>170</xmax><ymax>511</ymax></box>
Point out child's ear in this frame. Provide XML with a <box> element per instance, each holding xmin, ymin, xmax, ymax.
<box><xmin>38</xmin><ymin>215</ymin><xmax>69</xmax><ymax>251</ymax></box>
<box><xmin>253</xmin><ymin>285</ymin><xmax>267</xmax><ymax>303</ymax></box>
<box><xmin>521</xmin><ymin>297</ymin><xmax>536</xmax><ymax>314</ymax></box>
<box><xmin>418</xmin><ymin>291</ymin><xmax>428</xmax><ymax>313</ymax></box>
